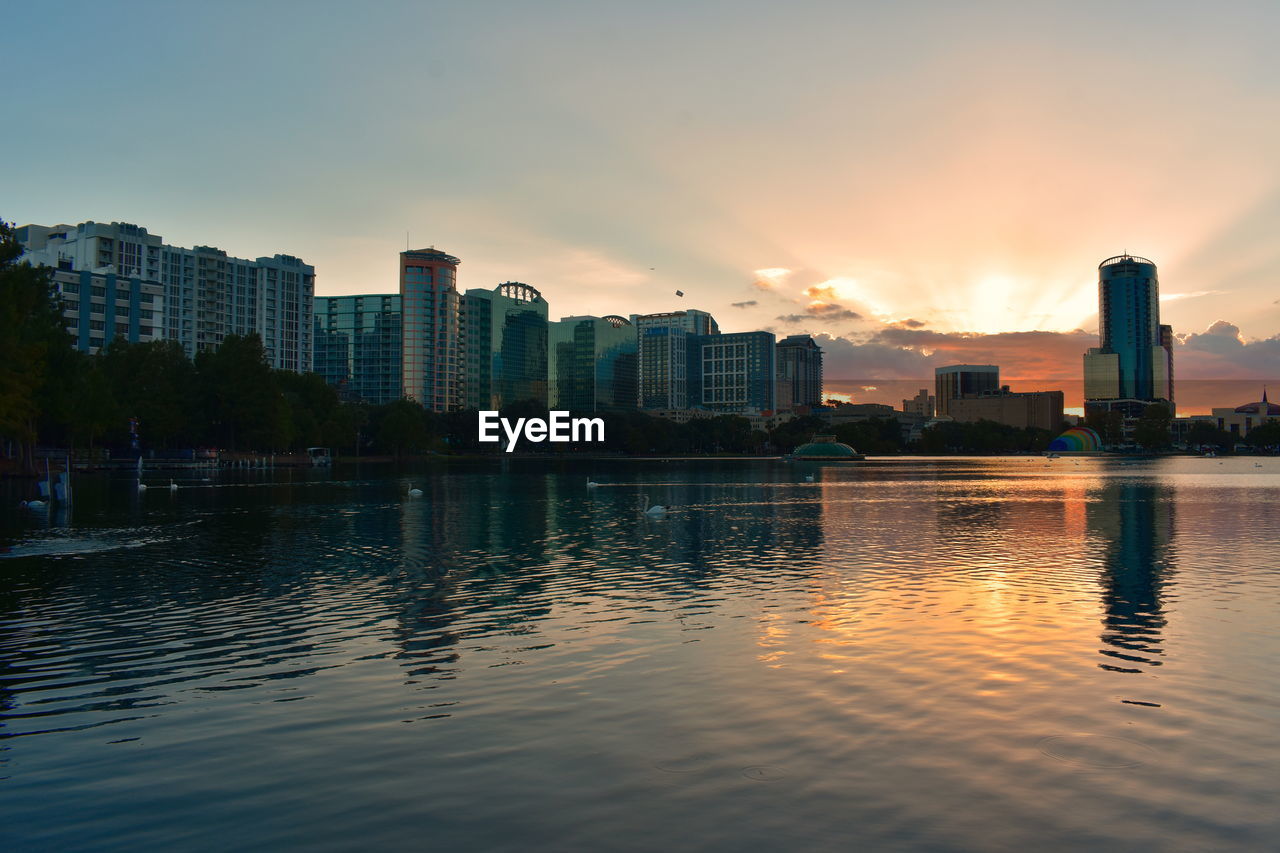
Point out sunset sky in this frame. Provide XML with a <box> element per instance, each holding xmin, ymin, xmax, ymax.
<box><xmin>5</xmin><ymin>1</ymin><xmax>1278</xmax><ymax>412</ymax></box>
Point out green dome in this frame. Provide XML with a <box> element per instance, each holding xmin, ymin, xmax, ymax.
<box><xmin>791</xmin><ymin>434</ymin><xmax>863</xmax><ymax>458</ymax></box>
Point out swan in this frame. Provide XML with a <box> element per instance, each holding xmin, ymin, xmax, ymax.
<box><xmin>643</xmin><ymin>496</ymin><xmax>666</xmax><ymax>516</ymax></box>
<box><xmin>169</xmin><ymin>479</ymin><xmax>178</xmax><ymax>491</ymax></box>
<box><xmin>408</xmin><ymin>484</ymin><xmax>423</xmax><ymax>497</ymax></box>
<box><xmin>586</xmin><ymin>477</ymin><xmax>600</xmax><ymax>489</ymax></box>
<box><xmin>138</xmin><ymin>482</ymin><xmax>148</xmax><ymax>492</ymax></box>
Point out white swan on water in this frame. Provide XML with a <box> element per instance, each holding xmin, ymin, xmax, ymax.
<box><xmin>169</xmin><ymin>479</ymin><xmax>178</xmax><ymax>491</ymax></box>
<box><xmin>586</xmin><ymin>477</ymin><xmax>600</xmax><ymax>489</ymax></box>
<box><xmin>643</xmin><ymin>496</ymin><xmax>667</xmax><ymax>516</ymax></box>
<box><xmin>408</xmin><ymin>484</ymin><xmax>423</xmax><ymax>497</ymax></box>
<box><xmin>138</xmin><ymin>482</ymin><xmax>148</xmax><ymax>492</ymax></box>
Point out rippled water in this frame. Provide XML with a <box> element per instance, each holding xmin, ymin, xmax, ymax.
<box><xmin>2</xmin><ymin>458</ymin><xmax>1278</xmax><ymax>851</ymax></box>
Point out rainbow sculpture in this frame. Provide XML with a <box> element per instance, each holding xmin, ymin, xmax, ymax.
<box><xmin>1048</xmin><ymin>427</ymin><xmax>1103</xmax><ymax>453</ymax></box>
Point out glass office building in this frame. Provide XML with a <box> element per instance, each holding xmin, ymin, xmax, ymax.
<box><xmin>549</xmin><ymin>315</ymin><xmax>638</xmax><ymax>412</ymax></box>
<box><xmin>400</xmin><ymin>248</ymin><xmax>460</xmax><ymax>411</ymax></box>
<box><xmin>935</xmin><ymin>364</ymin><xmax>1000</xmax><ymax>416</ymax></box>
<box><xmin>314</xmin><ymin>295</ymin><xmax>402</xmax><ymax>405</ymax></box>
<box><xmin>460</xmin><ymin>282</ymin><xmax>549</xmax><ymax>409</ymax></box>
<box><xmin>1083</xmin><ymin>255</ymin><xmax>1174</xmax><ymax>417</ymax></box>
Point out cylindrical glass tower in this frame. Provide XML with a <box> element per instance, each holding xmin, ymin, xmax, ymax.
<box><xmin>1097</xmin><ymin>255</ymin><xmax>1159</xmax><ymax>401</ymax></box>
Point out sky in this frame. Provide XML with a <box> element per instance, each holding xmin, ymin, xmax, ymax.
<box><xmin>5</xmin><ymin>1</ymin><xmax>1278</xmax><ymax>413</ymax></box>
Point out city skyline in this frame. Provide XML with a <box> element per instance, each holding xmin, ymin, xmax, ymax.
<box><xmin>5</xmin><ymin>2</ymin><xmax>1279</xmax><ymax>408</ymax></box>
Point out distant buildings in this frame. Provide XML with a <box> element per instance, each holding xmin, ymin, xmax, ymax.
<box><xmin>634</xmin><ymin>310</ymin><xmax>719</xmax><ymax>410</ymax></box>
<box><xmin>17</xmin><ymin>221</ymin><xmax>314</xmax><ymax>370</ymax></box>
<box><xmin>694</xmin><ymin>331</ymin><xmax>776</xmax><ymax>412</ymax></box>
<box><xmin>902</xmin><ymin>388</ymin><xmax>935</xmax><ymax>418</ymax></box>
<box><xmin>949</xmin><ymin>387</ymin><xmax>1065</xmax><ymax>432</ymax></box>
<box><xmin>460</xmin><ymin>282</ymin><xmax>548</xmax><ymax>409</ymax></box>
<box><xmin>1210</xmin><ymin>391</ymin><xmax>1279</xmax><ymax>439</ymax></box>
<box><xmin>549</xmin><ymin>315</ymin><xmax>637</xmax><ymax>411</ymax></box>
<box><xmin>1083</xmin><ymin>255</ymin><xmax>1174</xmax><ymax>418</ymax></box>
<box><xmin>935</xmin><ymin>365</ymin><xmax>999</xmax><ymax>416</ymax></box>
<box><xmin>313</xmin><ymin>295</ymin><xmax>402</xmax><ymax>405</ymax></box>
<box><xmin>776</xmin><ymin>334</ymin><xmax>823</xmax><ymax>411</ymax></box>
<box><xmin>400</xmin><ymin>248</ymin><xmax>460</xmax><ymax>411</ymax></box>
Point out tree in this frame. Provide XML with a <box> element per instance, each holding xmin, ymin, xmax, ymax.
<box><xmin>0</xmin><ymin>219</ymin><xmax>76</xmax><ymax>469</ymax></box>
<box><xmin>195</xmin><ymin>334</ymin><xmax>282</xmax><ymax>450</ymax></box>
<box><xmin>100</xmin><ymin>340</ymin><xmax>197</xmax><ymax>450</ymax></box>
<box><xmin>1134</xmin><ymin>403</ymin><xmax>1172</xmax><ymax>451</ymax></box>
<box><xmin>1244</xmin><ymin>420</ymin><xmax>1280</xmax><ymax>451</ymax></box>
<box><xmin>375</xmin><ymin>398</ymin><xmax>429</xmax><ymax>458</ymax></box>
<box><xmin>1184</xmin><ymin>420</ymin><xmax>1234</xmax><ymax>453</ymax></box>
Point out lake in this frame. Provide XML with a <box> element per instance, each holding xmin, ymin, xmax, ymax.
<box><xmin>2</xmin><ymin>457</ymin><xmax>1278</xmax><ymax>851</ymax></box>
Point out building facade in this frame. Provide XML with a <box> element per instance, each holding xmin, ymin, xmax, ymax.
<box><xmin>776</xmin><ymin>334</ymin><xmax>823</xmax><ymax>410</ymax></box>
<box><xmin>634</xmin><ymin>309</ymin><xmax>719</xmax><ymax>410</ymax></box>
<box><xmin>693</xmin><ymin>331</ymin><xmax>776</xmax><ymax>412</ymax></box>
<box><xmin>17</xmin><ymin>221</ymin><xmax>313</xmax><ymax>370</ymax></box>
<box><xmin>949</xmin><ymin>388</ymin><xmax>1065</xmax><ymax>432</ymax></box>
<box><xmin>313</xmin><ymin>295</ymin><xmax>402</xmax><ymax>405</ymax></box>
<box><xmin>935</xmin><ymin>364</ymin><xmax>1000</xmax><ymax>416</ymax></box>
<box><xmin>400</xmin><ymin>248</ymin><xmax>460</xmax><ymax>411</ymax></box>
<box><xmin>1211</xmin><ymin>391</ymin><xmax>1279</xmax><ymax>439</ymax></box>
<box><xmin>48</xmin><ymin>268</ymin><xmax>165</xmax><ymax>354</ymax></box>
<box><xmin>460</xmin><ymin>282</ymin><xmax>548</xmax><ymax>409</ymax></box>
<box><xmin>902</xmin><ymin>388</ymin><xmax>935</xmax><ymax>417</ymax></box>
<box><xmin>1083</xmin><ymin>255</ymin><xmax>1174</xmax><ymax>417</ymax></box>
<box><xmin>549</xmin><ymin>315</ymin><xmax>637</xmax><ymax>412</ymax></box>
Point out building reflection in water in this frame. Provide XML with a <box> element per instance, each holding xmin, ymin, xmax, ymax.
<box><xmin>1087</xmin><ymin>482</ymin><xmax>1175</xmax><ymax>674</ymax></box>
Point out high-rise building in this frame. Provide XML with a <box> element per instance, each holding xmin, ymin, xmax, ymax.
<box><xmin>549</xmin><ymin>315</ymin><xmax>637</xmax><ymax>412</ymax></box>
<box><xmin>776</xmin><ymin>334</ymin><xmax>823</xmax><ymax>410</ymax></box>
<box><xmin>935</xmin><ymin>364</ymin><xmax>999</xmax><ymax>416</ymax></box>
<box><xmin>17</xmin><ymin>221</ymin><xmax>314</xmax><ymax>370</ymax></box>
<box><xmin>400</xmin><ymin>248</ymin><xmax>460</xmax><ymax>411</ymax></box>
<box><xmin>634</xmin><ymin>309</ymin><xmax>719</xmax><ymax>410</ymax></box>
<box><xmin>314</xmin><ymin>295</ymin><xmax>402</xmax><ymax>405</ymax></box>
<box><xmin>1083</xmin><ymin>255</ymin><xmax>1174</xmax><ymax>418</ymax></box>
<box><xmin>47</xmin><ymin>268</ymin><xmax>165</xmax><ymax>354</ymax></box>
<box><xmin>693</xmin><ymin>331</ymin><xmax>776</xmax><ymax>412</ymax></box>
<box><xmin>459</xmin><ymin>282</ymin><xmax>548</xmax><ymax>409</ymax></box>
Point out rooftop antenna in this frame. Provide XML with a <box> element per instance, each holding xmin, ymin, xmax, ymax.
<box><xmin>406</xmin><ymin>230</ymin><xmax>410</xmax><ymax>251</ymax></box>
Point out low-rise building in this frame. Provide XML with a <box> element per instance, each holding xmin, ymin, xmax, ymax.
<box><xmin>1211</xmin><ymin>392</ymin><xmax>1279</xmax><ymax>439</ymax></box>
<box><xmin>949</xmin><ymin>387</ymin><xmax>1065</xmax><ymax>431</ymax></box>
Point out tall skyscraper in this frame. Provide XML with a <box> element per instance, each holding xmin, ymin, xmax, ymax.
<box><xmin>935</xmin><ymin>364</ymin><xmax>999</xmax><ymax>416</ymax></box>
<box><xmin>776</xmin><ymin>334</ymin><xmax>823</xmax><ymax>410</ymax></box>
<box><xmin>549</xmin><ymin>315</ymin><xmax>637</xmax><ymax>412</ymax></box>
<box><xmin>17</xmin><ymin>220</ymin><xmax>314</xmax><ymax>370</ymax></box>
<box><xmin>459</xmin><ymin>282</ymin><xmax>548</xmax><ymax>409</ymax></box>
<box><xmin>314</xmin><ymin>294</ymin><xmax>402</xmax><ymax>404</ymax></box>
<box><xmin>1083</xmin><ymin>255</ymin><xmax>1174</xmax><ymax>417</ymax></box>
<box><xmin>400</xmin><ymin>248</ymin><xmax>460</xmax><ymax>411</ymax></box>
<box><xmin>633</xmin><ymin>309</ymin><xmax>719</xmax><ymax>410</ymax></box>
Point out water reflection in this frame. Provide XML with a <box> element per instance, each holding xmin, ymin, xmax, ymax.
<box><xmin>1088</xmin><ymin>483</ymin><xmax>1174</xmax><ymax>674</ymax></box>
